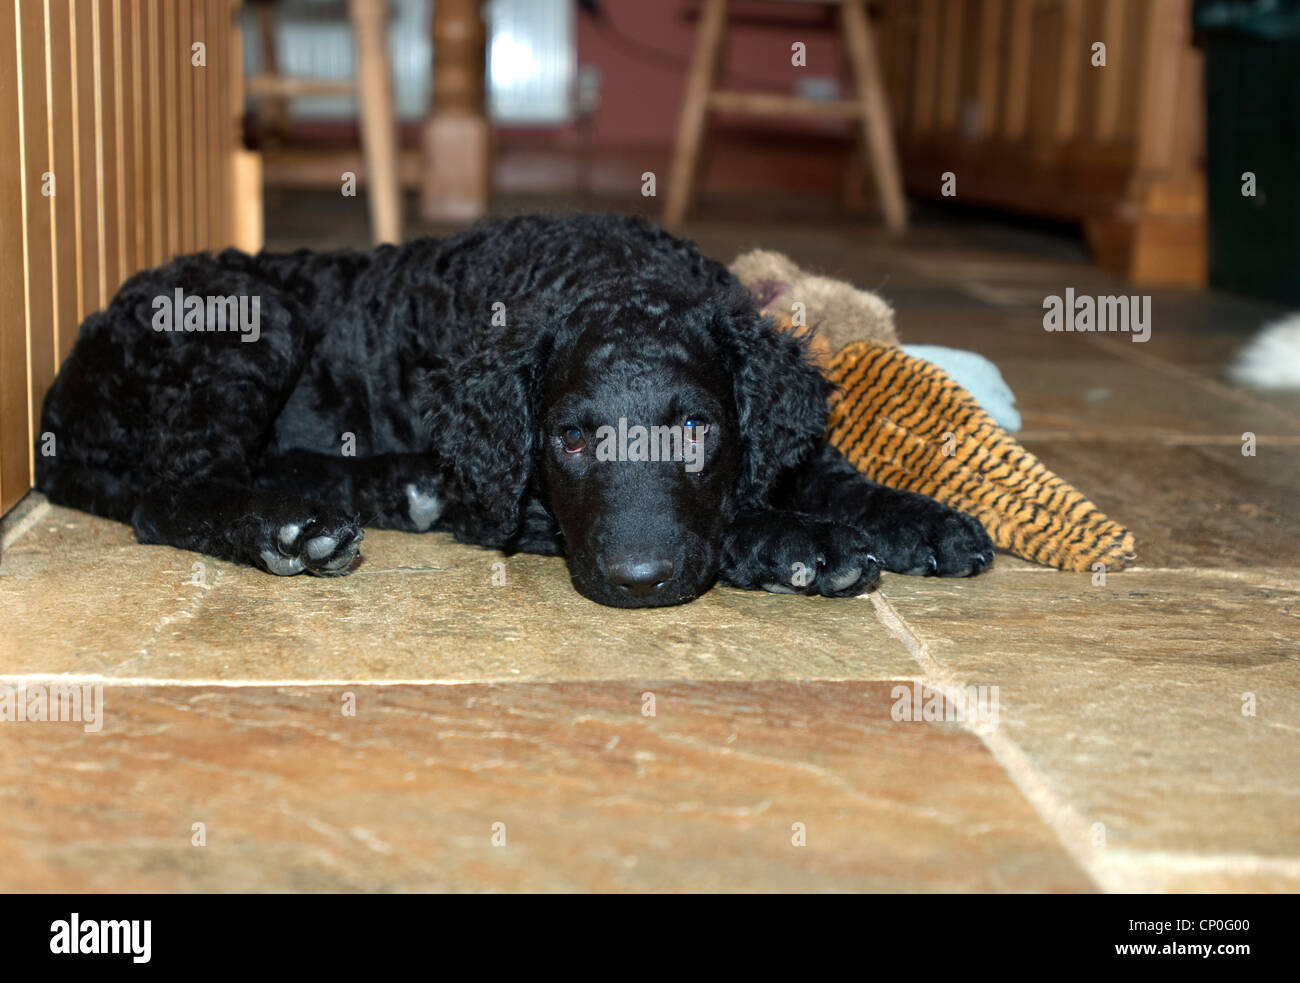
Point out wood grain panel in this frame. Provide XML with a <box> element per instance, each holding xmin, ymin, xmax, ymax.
<box><xmin>1001</xmin><ymin>0</ymin><xmax>1032</xmax><ymax>141</ymax></box>
<box><xmin>115</xmin><ymin>0</ymin><xmax>136</xmax><ymax>280</ymax></box>
<box><xmin>1</xmin><ymin>5</ymin><xmax>32</xmax><ymax>512</ymax></box>
<box><xmin>177</xmin><ymin>0</ymin><xmax>194</xmax><ymax>254</ymax></box>
<box><xmin>16</xmin><ymin>0</ymin><xmax>56</xmax><ymax>479</ymax></box>
<box><xmin>95</xmin><ymin>0</ymin><xmax>121</xmax><ymax>298</ymax></box>
<box><xmin>975</xmin><ymin>0</ymin><xmax>1002</xmax><ymax>138</ymax></box>
<box><xmin>46</xmin><ymin>0</ymin><xmax>80</xmax><ymax>362</ymax></box>
<box><xmin>160</xmin><ymin>0</ymin><xmax>177</xmax><ymax>260</ymax></box>
<box><xmin>191</xmin><ymin>0</ymin><xmax>207</xmax><ymax>249</ymax></box>
<box><xmin>936</xmin><ymin>0</ymin><xmax>963</xmax><ymax>132</ymax></box>
<box><xmin>145</xmin><ymin>0</ymin><xmax>162</xmax><ymax>265</ymax></box>
<box><xmin>2</xmin><ymin>0</ymin><xmax>243</xmax><ymax>513</ymax></box>
<box><xmin>72</xmin><ymin>0</ymin><xmax>103</xmax><ymax>314</ymax></box>
<box><xmin>126</xmin><ymin>0</ymin><xmax>147</xmax><ymax>271</ymax></box>
<box><xmin>911</xmin><ymin>0</ymin><xmax>940</xmax><ymax>135</ymax></box>
<box><xmin>205</xmin><ymin>0</ymin><xmax>223</xmax><ymax>247</ymax></box>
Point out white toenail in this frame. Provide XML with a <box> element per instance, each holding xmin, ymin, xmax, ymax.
<box><xmin>261</xmin><ymin>549</ymin><xmax>304</xmax><ymax>576</ymax></box>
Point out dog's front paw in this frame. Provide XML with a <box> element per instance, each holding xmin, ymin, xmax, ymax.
<box><xmin>721</xmin><ymin>512</ymin><xmax>882</xmax><ymax>597</ymax></box>
<box><xmin>257</xmin><ymin>510</ymin><xmax>364</xmax><ymax>577</ymax></box>
<box><xmin>866</xmin><ymin>499</ymin><xmax>994</xmax><ymax>577</ymax></box>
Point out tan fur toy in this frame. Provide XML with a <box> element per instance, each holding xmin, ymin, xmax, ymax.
<box><xmin>730</xmin><ymin>250</ymin><xmax>1136</xmax><ymax>572</ymax></box>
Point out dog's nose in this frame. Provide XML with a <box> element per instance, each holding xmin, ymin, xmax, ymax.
<box><xmin>608</xmin><ymin>557</ymin><xmax>675</xmax><ymax>598</ymax></box>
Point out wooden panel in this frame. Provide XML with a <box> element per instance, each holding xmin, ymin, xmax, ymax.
<box><xmin>1</xmin><ymin>0</ymin><xmax>243</xmax><ymax>513</ymax></box>
<box><xmin>16</xmin><ymin>0</ymin><xmax>57</xmax><ymax>478</ymax></box>
<box><xmin>1001</xmin><ymin>0</ymin><xmax>1032</xmax><ymax>141</ymax></box>
<box><xmin>0</xmin><ymin>5</ymin><xmax>31</xmax><ymax>513</ymax></box>
<box><xmin>72</xmin><ymin>0</ymin><xmax>103</xmax><ymax>314</ymax></box>
<box><xmin>911</xmin><ymin>0</ymin><xmax>940</xmax><ymax>134</ymax></box>
<box><xmin>1026</xmin><ymin>0</ymin><xmax>1060</xmax><ymax>152</ymax></box>
<box><xmin>126</xmin><ymin>0</ymin><xmax>147</xmax><ymax>271</ymax></box>
<box><xmin>936</xmin><ymin>0</ymin><xmax>963</xmax><ymax>133</ymax></box>
<box><xmin>1055</xmin><ymin>0</ymin><xmax>1084</xmax><ymax>142</ymax></box>
<box><xmin>205</xmin><ymin>0</ymin><xmax>222</xmax><ymax>250</ymax></box>
<box><xmin>177</xmin><ymin>0</ymin><xmax>195</xmax><ymax>253</ymax></box>
<box><xmin>974</xmin><ymin>0</ymin><xmax>1002</xmax><ymax>138</ymax></box>
<box><xmin>47</xmin><ymin>0</ymin><xmax>80</xmax><ymax>363</ymax></box>
<box><xmin>113</xmin><ymin>0</ymin><xmax>137</xmax><ymax>280</ymax></box>
<box><xmin>160</xmin><ymin>0</ymin><xmax>177</xmax><ymax>259</ymax></box>
<box><xmin>144</xmin><ymin>0</ymin><xmax>161</xmax><ymax>265</ymax></box>
<box><xmin>95</xmin><ymin>0</ymin><xmax>121</xmax><ymax>297</ymax></box>
<box><xmin>1135</xmin><ymin>0</ymin><xmax>1183</xmax><ymax>173</ymax></box>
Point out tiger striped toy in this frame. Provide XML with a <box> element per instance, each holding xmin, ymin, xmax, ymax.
<box><xmin>732</xmin><ymin>250</ymin><xmax>1136</xmax><ymax>573</ymax></box>
<box><xmin>824</xmin><ymin>341</ymin><xmax>1135</xmax><ymax>572</ymax></box>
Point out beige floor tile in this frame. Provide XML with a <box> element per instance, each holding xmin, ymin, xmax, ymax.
<box><xmin>1021</xmin><ymin>439</ymin><xmax>1300</xmax><ymax>569</ymax></box>
<box><xmin>876</xmin><ymin>568</ymin><xmax>1300</xmax><ymax>868</ymax></box>
<box><xmin>0</xmin><ymin>682</ymin><xmax>1097</xmax><ymax>892</ymax></box>
<box><xmin>1</xmin><ymin>504</ymin><xmax>916</xmax><ymax>683</ymax></box>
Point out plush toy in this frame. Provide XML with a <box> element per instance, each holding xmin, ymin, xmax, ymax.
<box><xmin>730</xmin><ymin>250</ymin><xmax>1136</xmax><ymax>572</ymax></box>
<box><xmin>728</xmin><ymin>250</ymin><xmax>1022</xmax><ymax>431</ymax></box>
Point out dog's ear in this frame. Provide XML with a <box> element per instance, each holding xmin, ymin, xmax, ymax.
<box><xmin>421</xmin><ymin>330</ymin><xmax>548</xmax><ymax>541</ymax></box>
<box><xmin>720</xmin><ymin>292</ymin><xmax>832</xmax><ymax>506</ymax></box>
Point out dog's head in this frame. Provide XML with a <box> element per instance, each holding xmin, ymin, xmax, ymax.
<box><xmin>429</xmin><ymin>282</ymin><xmax>830</xmax><ymax>607</ymax></box>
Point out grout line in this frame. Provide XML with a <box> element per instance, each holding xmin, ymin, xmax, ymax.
<box><xmin>866</xmin><ymin>590</ymin><xmax>1115</xmax><ymax>893</ymax></box>
<box><xmin>1</xmin><ymin>499</ymin><xmax>51</xmax><ymax>552</ymax></box>
<box><xmin>1015</xmin><ymin>431</ymin><xmax>1300</xmax><ymax>445</ymax></box>
<box><xmin>1097</xmin><ymin>850</ymin><xmax>1300</xmax><ymax>892</ymax></box>
<box><xmin>1125</xmin><ymin>566</ymin><xmax>1300</xmax><ymax>590</ymax></box>
<box><xmin>0</xmin><ymin>674</ymin><xmax>487</xmax><ymax>687</ymax></box>
<box><xmin>0</xmin><ymin>674</ymin><xmax>927</xmax><ymax>688</ymax></box>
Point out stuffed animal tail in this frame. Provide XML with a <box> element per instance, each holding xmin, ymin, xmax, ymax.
<box><xmin>825</xmin><ymin>341</ymin><xmax>1136</xmax><ymax>572</ymax></box>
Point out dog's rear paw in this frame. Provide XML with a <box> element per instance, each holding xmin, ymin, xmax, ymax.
<box><xmin>259</xmin><ymin>512</ymin><xmax>364</xmax><ymax>577</ymax></box>
<box><xmin>721</xmin><ymin>512</ymin><xmax>882</xmax><ymax>598</ymax></box>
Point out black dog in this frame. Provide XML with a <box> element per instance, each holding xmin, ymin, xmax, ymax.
<box><xmin>36</xmin><ymin>213</ymin><xmax>993</xmax><ymax>607</ymax></box>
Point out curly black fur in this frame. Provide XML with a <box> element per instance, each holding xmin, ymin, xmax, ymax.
<box><xmin>36</xmin><ymin>213</ymin><xmax>993</xmax><ymax>607</ymax></box>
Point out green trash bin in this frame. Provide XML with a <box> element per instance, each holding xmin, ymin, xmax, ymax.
<box><xmin>1196</xmin><ymin>0</ymin><xmax>1300</xmax><ymax>304</ymax></box>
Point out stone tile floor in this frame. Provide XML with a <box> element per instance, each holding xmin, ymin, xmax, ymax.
<box><xmin>1</xmin><ymin>195</ymin><xmax>1297</xmax><ymax>892</ymax></box>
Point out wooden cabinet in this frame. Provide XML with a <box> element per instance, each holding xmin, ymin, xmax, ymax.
<box><xmin>874</xmin><ymin>0</ymin><xmax>1206</xmax><ymax>285</ymax></box>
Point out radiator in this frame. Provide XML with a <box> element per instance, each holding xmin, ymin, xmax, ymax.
<box><xmin>242</xmin><ymin>0</ymin><xmax>576</xmax><ymax>125</ymax></box>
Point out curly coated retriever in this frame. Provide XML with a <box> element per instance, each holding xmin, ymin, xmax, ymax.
<box><xmin>36</xmin><ymin>213</ymin><xmax>994</xmax><ymax>607</ymax></box>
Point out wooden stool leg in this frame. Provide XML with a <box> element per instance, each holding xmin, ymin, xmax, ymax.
<box><xmin>663</xmin><ymin>0</ymin><xmax>728</xmax><ymax>230</ymax></box>
<box><xmin>349</xmin><ymin>0</ymin><xmax>402</xmax><ymax>244</ymax></box>
<box><xmin>841</xmin><ymin>0</ymin><xmax>907</xmax><ymax>233</ymax></box>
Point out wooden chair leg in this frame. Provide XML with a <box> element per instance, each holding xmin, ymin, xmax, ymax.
<box><xmin>841</xmin><ymin>0</ymin><xmax>907</xmax><ymax>233</ymax></box>
<box><xmin>663</xmin><ymin>0</ymin><xmax>729</xmax><ymax>230</ymax></box>
<box><xmin>349</xmin><ymin>0</ymin><xmax>402</xmax><ymax>244</ymax></box>
<box><xmin>253</xmin><ymin>0</ymin><xmax>289</xmax><ymax>143</ymax></box>
<box><xmin>420</xmin><ymin>0</ymin><xmax>490</xmax><ymax>224</ymax></box>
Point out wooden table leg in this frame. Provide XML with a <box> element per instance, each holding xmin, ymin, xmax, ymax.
<box><xmin>420</xmin><ymin>0</ymin><xmax>489</xmax><ymax>224</ymax></box>
<box><xmin>662</xmin><ymin>0</ymin><xmax>728</xmax><ymax>230</ymax></box>
<box><xmin>841</xmin><ymin>0</ymin><xmax>908</xmax><ymax>233</ymax></box>
<box><xmin>349</xmin><ymin>0</ymin><xmax>402</xmax><ymax>244</ymax></box>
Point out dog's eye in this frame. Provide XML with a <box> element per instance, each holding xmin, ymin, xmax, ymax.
<box><xmin>561</xmin><ymin>427</ymin><xmax>586</xmax><ymax>453</ymax></box>
<box><xmin>684</xmin><ymin>419</ymin><xmax>710</xmax><ymax>442</ymax></box>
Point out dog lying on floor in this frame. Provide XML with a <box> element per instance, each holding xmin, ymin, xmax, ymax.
<box><xmin>36</xmin><ymin>213</ymin><xmax>994</xmax><ymax>608</ymax></box>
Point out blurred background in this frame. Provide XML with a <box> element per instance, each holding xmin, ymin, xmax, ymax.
<box><xmin>2</xmin><ymin>0</ymin><xmax>1298</xmax><ymax>513</ymax></box>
